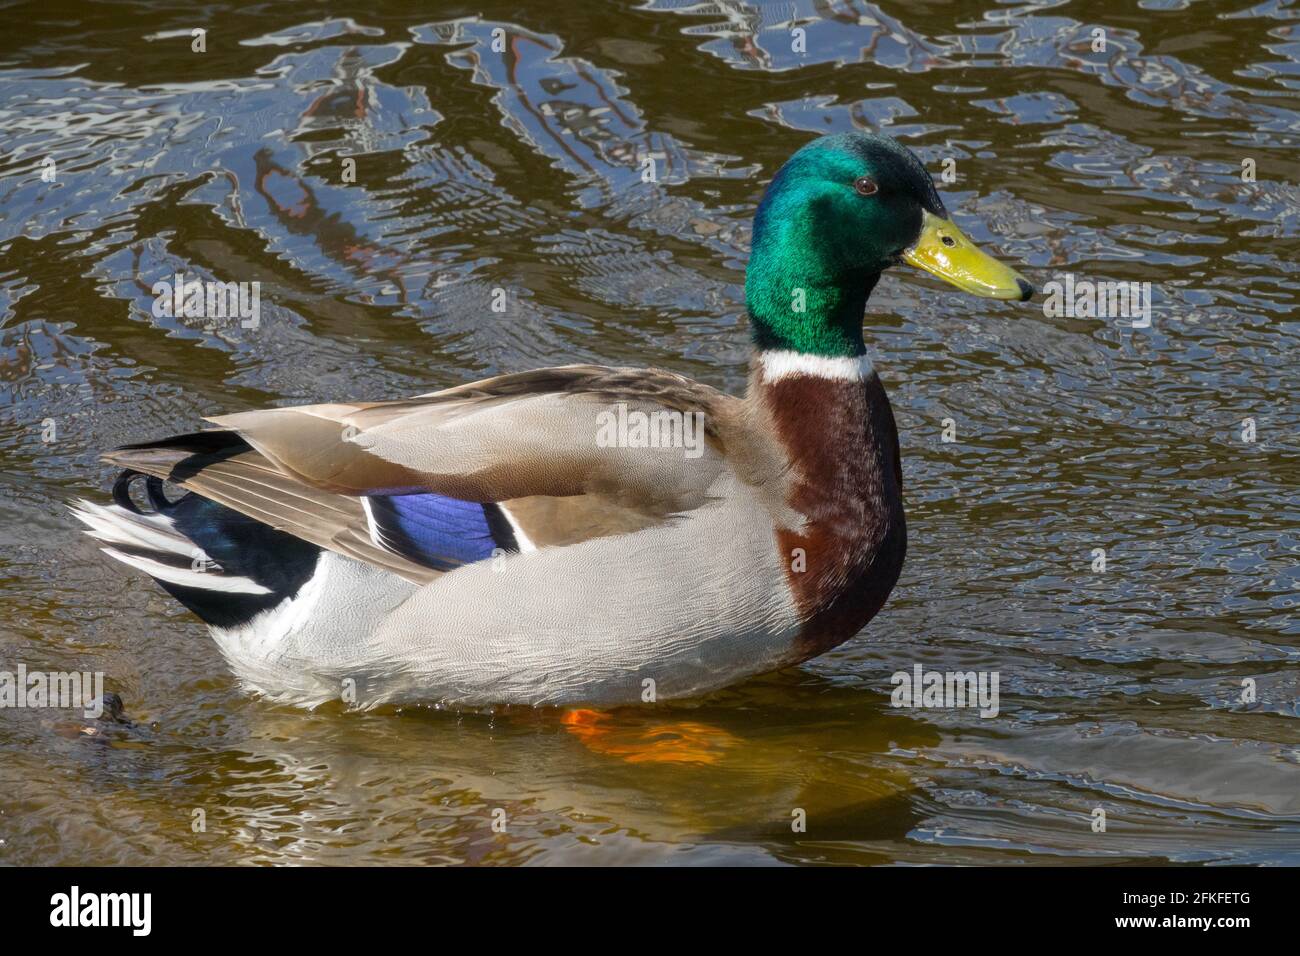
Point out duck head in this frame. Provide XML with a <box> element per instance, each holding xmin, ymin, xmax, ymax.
<box><xmin>747</xmin><ymin>131</ymin><xmax>1033</xmax><ymax>358</ymax></box>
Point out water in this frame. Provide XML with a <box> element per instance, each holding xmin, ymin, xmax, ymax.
<box><xmin>1</xmin><ymin>0</ymin><xmax>1298</xmax><ymax>865</ymax></box>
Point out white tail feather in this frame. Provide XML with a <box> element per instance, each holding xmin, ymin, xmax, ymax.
<box><xmin>70</xmin><ymin>500</ymin><xmax>271</xmax><ymax>595</ymax></box>
<box><xmin>98</xmin><ymin>547</ymin><xmax>272</xmax><ymax>595</ymax></box>
<box><xmin>70</xmin><ymin>499</ymin><xmax>193</xmax><ymax>557</ymax></box>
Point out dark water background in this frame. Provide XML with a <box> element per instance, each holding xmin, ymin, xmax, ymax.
<box><xmin>1</xmin><ymin>0</ymin><xmax>1297</xmax><ymax>865</ymax></box>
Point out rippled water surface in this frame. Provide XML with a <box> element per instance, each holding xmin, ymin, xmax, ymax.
<box><xmin>1</xmin><ymin>0</ymin><xmax>1298</xmax><ymax>865</ymax></box>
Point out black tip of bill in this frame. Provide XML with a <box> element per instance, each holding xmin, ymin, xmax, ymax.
<box><xmin>1016</xmin><ymin>278</ymin><xmax>1034</xmax><ymax>302</ymax></box>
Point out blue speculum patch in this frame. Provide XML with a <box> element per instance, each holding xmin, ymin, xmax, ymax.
<box><xmin>367</xmin><ymin>493</ymin><xmax>507</xmax><ymax>570</ymax></box>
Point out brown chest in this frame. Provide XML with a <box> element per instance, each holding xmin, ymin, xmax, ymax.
<box><xmin>758</xmin><ymin>369</ymin><xmax>907</xmax><ymax>659</ymax></box>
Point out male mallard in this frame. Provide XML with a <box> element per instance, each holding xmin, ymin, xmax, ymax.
<box><xmin>73</xmin><ymin>132</ymin><xmax>1032</xmax><ymax>709</ymax></box>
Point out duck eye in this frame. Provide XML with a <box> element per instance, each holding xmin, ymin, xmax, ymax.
<box><xmin>941</xmin><ymin>234</ymin><xmax>956</xmax><ymax>247</ymax></box>
<box><xmin>853</xmin><ymin>176</ymin><xmax>878</xmax><ymax>197</ymax></box>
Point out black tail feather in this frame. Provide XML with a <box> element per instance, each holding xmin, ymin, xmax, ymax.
<box><xmin>104</xmin><ymin>451</ymin><xmax>322</xmax><ymax>629</ymax></box>
<box><xmin>111</xmin><ymin>470</ymin><xmax>176</xmax><ymax>514</ymax></box>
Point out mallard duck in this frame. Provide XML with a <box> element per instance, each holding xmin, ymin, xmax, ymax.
<box><xmin>72</xmin><ymin>132</ymin><xmax>1032</xmax><ymax>709</ymax></box>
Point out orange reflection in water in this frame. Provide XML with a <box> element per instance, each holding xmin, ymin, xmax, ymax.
<box><xmin>561</xmin><ymin>708</ymin><xmax>739</xmax><ymax>765</ymax></box>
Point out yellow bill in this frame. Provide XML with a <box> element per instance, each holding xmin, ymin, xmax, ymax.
<box><xmin>902</xmin><ymin>210</ymin><xmax>1033</xmax><ymax>301</ymax></box>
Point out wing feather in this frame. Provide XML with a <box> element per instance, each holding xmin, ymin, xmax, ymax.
<box><xmin>102</xmin><ymin>365</ymin><xmax>744</xmax><ymax>578</ymax></box>
<box><xmin>205</xmin><ymin>365</ymin><xmax>736</xmax><ymax>510</ymax></box>
<box><xmin>102</xmin><ymin>442</ymin><xmax>440</xmax><ymax>584</ymax></box>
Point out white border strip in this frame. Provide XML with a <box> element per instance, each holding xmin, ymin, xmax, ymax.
<box><xmin>759</xmin><ymin>350</ymin><xmax>874</xmax><ymax>383</ymax></box>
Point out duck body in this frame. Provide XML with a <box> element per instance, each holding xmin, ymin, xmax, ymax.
<box><xmin>73</xmin><ymin>132</ymin><xmax>1028</xmax><ymax>709</ymax></box>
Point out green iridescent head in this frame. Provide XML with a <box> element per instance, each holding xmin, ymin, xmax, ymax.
<box><xmin>746</xmin><ymin>132</ymin><xmax>1033</xmax><ymax>359</ymax></box>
